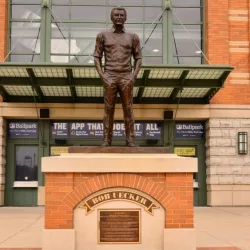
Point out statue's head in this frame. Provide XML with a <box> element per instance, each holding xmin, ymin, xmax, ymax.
<box><xmin>111</xmin><ymin>7</ymin><xmax>127</xmax><ymax>26</ymax></box>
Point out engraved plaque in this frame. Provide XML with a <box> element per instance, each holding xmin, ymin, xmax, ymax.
<box><xmin>98</xmin><ymin>209</ymin><xmax>140</xmax><ymax>244</ymax></box>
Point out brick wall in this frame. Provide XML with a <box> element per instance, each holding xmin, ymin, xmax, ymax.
<box><xmin>0</xmin><ymin>0</ymin><xmax>7</xmax><ymax>103</ymax></box>
<box><xmin>206</xmin><ymin>0</ymin><xmax>250</xmax><ymax>104</ymax></box>
<box><xmin>45</xmin><ymin>173</ymin><xmax>193</xmax><ymax>229</ymax></box>
<box><xmin>0</xmin><ymin>0</ymin><xmax>7</xmax><ymax>62</ymax></box>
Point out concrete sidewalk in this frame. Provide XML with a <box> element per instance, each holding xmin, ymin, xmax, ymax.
<box><xmin>0</xmin><ymin>207</ymin><xmax>249</xmax><ymax>250</ymax></box>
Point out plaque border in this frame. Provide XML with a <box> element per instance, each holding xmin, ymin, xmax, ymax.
<box><xmin>98</xmin><ymin>209</ymin><xmax>141</xmax><ymax>244</ymax></box>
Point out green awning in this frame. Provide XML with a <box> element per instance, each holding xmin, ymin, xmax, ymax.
<box><xmin>0</xmin><ymin>63</ymin><xmax>233</xmax><ymax>104</ymax></box>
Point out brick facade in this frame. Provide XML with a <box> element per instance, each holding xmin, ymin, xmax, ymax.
<box><xmin>45</xmin><ymin>173</ymin><xmax>193</xmax><ymax>229</ymax></box>
<box><xmin>207</xmin><ymin>0</ymin><xmax>250</xmax><ymax>104</ymax></box>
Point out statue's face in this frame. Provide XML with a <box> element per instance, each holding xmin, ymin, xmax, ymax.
<box><xmin>111</xmin><ymin>9</ymin><xmax>126</xmax><ymax>26</ymax></box>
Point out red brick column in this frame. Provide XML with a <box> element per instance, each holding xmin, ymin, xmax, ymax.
<box><xmin>206</xmin><ymin>0</ymin><xmax>250</xmax><ymax>104</ymax></box>
<box><xmin>45</xmin><ymin>173</ymin><xmax>194</xmax><ymax>230</ymax></box>
<box><xmin>0</xmin><ymin>0</ymin><xmax>8</xmax><ymax>103</ymax></box>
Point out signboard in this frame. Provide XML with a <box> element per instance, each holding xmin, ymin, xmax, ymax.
<box><xmin>8</xmin><ymin>121</ymin><xmax>38</xmax><ymax>138</ymax></box>
<box><xmin>174</xmin><ymin>147</ymin><xmax>196</xmax><ymax>157</ymax></box>
<box><xmin>79</xmin><ymin>190</ymin><xmax>159</xmax><ymax>215</ymax></box>
<box><xmin>70</xmin><ymin>122</ymin><xmax>103</xmax><ymax>138</ymax></box>
<box><xmin>50</xmin><ymin>146</ymin><xmax>69</xmax><ymax>156</ymax></box>
<box><xmin>51</xmin><ymin>121</ymin><xmax>162</xmax><ymax>139</ymax></box>
<box><xmin>144</xmin><ymin>123</ymin><xmax>162</xmax><ymax>139</ymax></box>
<box><xmin>175</xmin><ymin>122</ymin><xmax>205</xmax><ymax>139</ymax></box>
<box><xmin>51</xmin><ymin>122</ymin><xmax>68</xmax><ymax>138</ymax></box>
<box><xmin>99</xmin><ymin>210</ymin><xmax>140</xmax><ymax>244</ymax></box>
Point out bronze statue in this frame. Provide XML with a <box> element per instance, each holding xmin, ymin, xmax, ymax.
<box><xmin>94</xmin><ymin>7</ymin><xmax>142</xmax><ymax>147</ymax></box>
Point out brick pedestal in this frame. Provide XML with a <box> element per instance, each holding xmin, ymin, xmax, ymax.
<box><xmin>42</xmin><ymin>151</ymin><xmax>197</xmax><ymax>250</ymax></box>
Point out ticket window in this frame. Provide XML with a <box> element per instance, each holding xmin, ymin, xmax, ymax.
<box><xmin>174</xmin><ymin>146</ymin><xmax>198</xmax><ymax>188</ymax></box>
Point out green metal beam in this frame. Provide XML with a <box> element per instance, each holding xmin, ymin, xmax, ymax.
<box><xmin>0</xmin><ymin>77</ymin><xmax>224</xmax><ymax>88</ymax></box>
<box><xmin>66</xmin><ymin>69</ymin><xmax>77</xmax><ymax>102</ymax></box>
<box><xmin>137</xmin><ymin>70</ymin><xmax>150</xmax><ymax>102</ymax></box>
<box><xmin>26</xmin><ymin>68</ymin><xmax>44</xmax><ymax>102</ymax></box>
<box><xmin>166</xmin><ymin>0</ymin><xmax>173</xmax><ymax>64</ymax></box>
<box><xmin>169</xmin><ymin>70</ymin><xmax>189</xmax><ymax>100</ymax></box>
<box><xmin>6</xmin><ymin>96</ymin><xmax>207</xmax><ymax>104</ymax></box>
<box><xmin>0</xmin><ymin>62</ymin><xmax>234</xmax><ymax>71</ymax></box>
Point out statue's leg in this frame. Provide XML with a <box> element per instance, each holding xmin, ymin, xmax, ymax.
<box><xmin>103</xmin><ymin>73</ymin><xmax>118</xmax><ymax>146</ymax></box>
<box><xmin>119</xmin><ymin>73</ymin><xmax>135</xmax><ymax>147</ymax></box>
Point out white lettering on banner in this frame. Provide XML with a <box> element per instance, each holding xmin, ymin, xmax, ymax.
<box><xmin>54</xmin><ymin>123</ymin><xmax>67</xmax><ymax>130</ymax></box>
<box><xmin>146</xmin><ymin>124</ymin><xmax>158</xmax><ymax>131</ymax></box>
<box><xmin>14</xmin><ymin>123</ymin><xmax>37</xmax><ymax>129</ymax></box>
<box><xmin>134</xmin><ymin>124</ymin><xmax>141</xmax><ymax>130</ymax></box>
<box><xmin>71</xmin><ymin>123</ymin><xmax>85</xmax><ymax>130</ymax></box>
<box><xmin>176</xmin><ymin>124</ymin><xmax>203</xmax><ymax>130</ymax></box>
<box><xmin>87</xmin><ymin>123</ymin><xmax>103</xmax><ymax>130</ymax></box>
<box><xmin>113</xmin><ymin>123</ymin><xmax>125</xmax><ymax>130</ymax></box>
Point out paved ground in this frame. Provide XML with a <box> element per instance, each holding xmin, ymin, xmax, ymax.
<box><xmin>0</xmin><ymin>207</ymin><xmax>249</xmax><ymax>250</ymax></box>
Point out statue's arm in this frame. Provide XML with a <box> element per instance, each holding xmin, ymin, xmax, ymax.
<box><xmin>94</xmin><ymin>32</ymin><xmax>105</xmax><ymax>80</ymax></box>
<box><xmin>132</xmin><ymin>34</ymin><xmax>142</xmax><ymax>82</ymax></box>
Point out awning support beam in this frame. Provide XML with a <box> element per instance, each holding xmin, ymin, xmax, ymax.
<box><xmin>66</xmin><ymin>69</ymin><xmax>77</xmax><ymax>102</ymax></box>
<box><xmin>26</xmin><ymin>68</ymin><xmax>44</xmax><ymax>102</ymax></box>
<box><xmin>169</xmin><ymin>70</ymin><xmax>189</xmax><ymax>100</ymax></box>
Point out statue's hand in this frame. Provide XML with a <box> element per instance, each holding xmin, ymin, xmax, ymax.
<box><xmin>101</xmin><ymin>73</ymin><xmax>111</xmax><ymax>87</ymax></box>
<box><xmin>130</xmin><ymin>74</ymin><xmax>136</xmax><ymax>84</ymax></box>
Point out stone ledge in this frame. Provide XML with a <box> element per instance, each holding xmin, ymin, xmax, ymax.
<box><xmin>42</xmin><ymin>154</ymin><xmax>197</xmax><ymax>173</ymax></box>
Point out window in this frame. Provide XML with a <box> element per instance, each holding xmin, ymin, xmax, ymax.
<box><xmin>172</xmin><ymin>0</ymin><xmax>204</xmax><ymax>64</ymax></box>
<box><xmin>9</xmin><ymin>0</ymin><xmax>41</xmax><ymax>62</ymax></box>
<box><xmin>15</xmin><ymin>146</ymin><xmax>38</xmax><ymax>181</ymax></box>
<box><xmin>9</xmin><ymin>0</ymin><xmax>204</xmax><ymax>65</ymax></box>
<box><xmin>51</xmin><ymin>0</ymin><xmax>163</xmax><ymax>64</ymax></box>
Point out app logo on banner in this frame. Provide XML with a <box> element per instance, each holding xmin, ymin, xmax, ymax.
<box><xmin>8</xmin><ymin>121</ymin><xmax>38</xmax><ymax>138</ymax></box>
<box><xmin>175</xmin><ymin>122</ymin><xmax>205</xmax><ymax>139</ymax></box>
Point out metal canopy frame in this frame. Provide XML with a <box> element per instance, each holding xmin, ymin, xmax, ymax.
<box><xmin>0</xmin><ymin>63</ymin><xmax>233</xmax><ymax>104</ymax></box>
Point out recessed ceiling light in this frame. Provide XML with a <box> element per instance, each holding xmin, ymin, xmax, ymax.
<box><xmin>153</xmin><ymin>49</ymin><xmax>159</xmax><ymax>52</ymax></box>
<box><xmin>195</xmin><ymin>50</ymin><xmax>202</xmax><ymax>54</ymax></box>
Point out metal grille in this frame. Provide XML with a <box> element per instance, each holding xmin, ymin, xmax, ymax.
<box><xmin>137</xmin><ymin>69</ymin><xmax>144</xmax><ymax>79</ymax></box>
<box><xmin>177</xmin><ymin>88</ymin><xmax>210</xmax><ymax>98</ymax></box>
<box><xmin>186</xmin><ymin>70</ymin><xmax>224</xmax><ymax>80</ymax></box>
<box><xmin>41</xmin><ymin>86</ymin><xmax>71</xmax><ymax>96</ymax></box>
<box><xmin>73</xmin><ymin>68</ymin><xmax>99</xmax><ymax>78</ymax></box>
<box><xmin>76</xmin><ymin>87</ymin><xmax>103</xmax><ymax>97</ymax></box>
<box><xmin>143</xmin><ymin>87</ymin><xmax>173</xmax><ymax>97</ymax></box>
<box><xmin>4</xmin><ymin>86</ymin><xmax>36</xmax><ymax>96</ymax></box>
<box><xmin>0</xmin><ymin>68</ymin><xmax>28</xmax><ymax>77</ymax></box>
<box><xmin>33</xmin><ymin>68</ymin><xmax>67</xmax><ymax>78</ymax></box>
<box><xmin>149</xmin><ymin>69</ymin><xmax>182</xmax><ymax>79</ymax></box>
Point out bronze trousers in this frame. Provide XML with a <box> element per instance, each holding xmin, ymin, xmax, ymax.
<box><xmin>103</xmin><ymin>71</ymin><xmax>135</xmax><ymax>145</ymax></box>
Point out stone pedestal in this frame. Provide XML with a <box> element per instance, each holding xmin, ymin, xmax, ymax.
<box><xmin>42</xmin><ymin>147</ymin><xmax>197</xmax><ymax>250</ymax></box>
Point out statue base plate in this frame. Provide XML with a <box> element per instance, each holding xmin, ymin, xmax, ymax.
<box><xmin>68</xmin><ymin>146</ymin><xmax>170</xmax><ymax>154</ymax></box>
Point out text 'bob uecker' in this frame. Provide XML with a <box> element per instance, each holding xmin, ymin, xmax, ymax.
<box><xmin>79</xmin><ymin>190</ymin><xmax>159</xmax><ymax>215</ymax></box>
